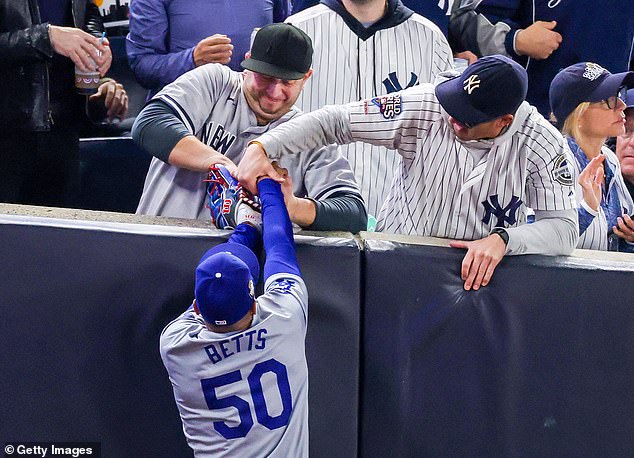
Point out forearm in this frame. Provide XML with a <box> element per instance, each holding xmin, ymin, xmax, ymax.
<box><xmin>128</xmin><ymin>47</ymin><xmax>196</xmax><ymax>91</ymax></box>
<box><xmin>307</xmin><ymin>195</ymin><xmax>367</xmax><ymax>233</ymax></box>
<box><xmin>287</xmin><ymin>197</ymin><xmax>317</xmax><ymax>228</ymax></box>
<box><xmin>132</xmin><ymin>100</ymin><xmax>191</xmax><ymax>162</ymax></box>
<box><xmin>259</xmin><ymin>179</ymin><xmax>300</xmax><ymax>280</ymax></box>
<box><xmin>0</xmin><ymin>24</ymin><xmax>53</xmax><ymax>61</ymax></box>
<box><xmin>258</xmin><ymin>105</ymin><xmax>354</xmax><ymax>161</ymax></box>
<box><xmin>132</xmin><ymin>100</ymin><xmax>228</xmax><ymax>170</ymax></box>
<box><xmin>229</xmin><ymin>224</ymin><xmax>262</xmax><ymax>256</ymax></box>
<box><xmin>505</xmin><ymin>209</ymin><xmax>579</xmax><ymax>256</ymax></box>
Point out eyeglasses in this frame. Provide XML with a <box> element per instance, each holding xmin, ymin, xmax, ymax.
<box><xmin>602</xmin><ymin>86</ymin><xmax>628</xmax><ymax>110</ymax></box>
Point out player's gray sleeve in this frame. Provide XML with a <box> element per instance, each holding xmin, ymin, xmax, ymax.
<box><xmin>309</xmin><ymin>194</ymin><xmax>367</xmax><ymax>233</ymax></box>
<box><xmin>505</xmin><ymin>208</ymin><xmax>579</xmax><ymax>256</ymax></box>
<box><xmin>449</xmin><ymin>0</ymin><xmax>512</xmax><ymax>57</ymax></box>
<box><xmin>132</xmin><ymin>100</ymin><xmax>191</xmax><ymax>163</ymax></box>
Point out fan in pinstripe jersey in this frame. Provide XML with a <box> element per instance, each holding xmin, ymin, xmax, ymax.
<box><xmin>286</xmin><ymin>0</ymin><xmax>455</xmax><ymax>220</ymax></box>
<box><xmin>239</xmin><ymin>55</ymin><xmax>581</xmax><ymax>291</ymax></box>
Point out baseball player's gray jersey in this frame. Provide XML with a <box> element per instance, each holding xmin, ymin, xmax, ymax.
<box><xmin>136</xmin><ymin>63</ymin><xmax>360</xmax><ymax>219</ymax></box>
<box><xmin>568</xmin><ymin>144</ymin><xmax>634</xmax><ymax>250</ymax></box>
<box><xmin>257</xmin><ymin>83</ymin><xmax>577</xmax><ymax>241</ymax></box>
<box><xmin>160</xmin><ymin>273</ymin><xmax>308</xmax><ymax>458</ymax></box>
<box><xmin>286</xmin><ymin>3</ymin><xmax>454</xmax><ymax>216</ymax></box>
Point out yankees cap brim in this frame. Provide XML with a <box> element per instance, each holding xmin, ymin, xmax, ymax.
<box><xmin>435</xmin><ymin>75</ymin><xmax>495</xmax><ymax>127</ymax></box>
<box><xmin>586</xmin><ymin>71</ymin><xmax>634</xmax><ymax>103</ymax></box>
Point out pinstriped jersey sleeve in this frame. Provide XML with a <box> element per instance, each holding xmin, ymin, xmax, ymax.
<box><xmin>523</xmin><ymin>121</ymin><xmax>577</xmax><ymax>211</ymax></box>
<box><xmin>259</xmin><ymin>85</ymin><xmax>442</xmax><ymax>162</ymax></box>
<box><xmin>152</xmin><ymin>63</ymin><xmax>234</xmax><ymax>136</ymax></box>
<box><xmin>258</xmin><ymin>85</ymin><xmax>441</xmax><ymax>162</ymax></box>
<box><xmin>347</xmin><ymin>85</ymin><xmax>442</xmax><ymax>161</ymax></box>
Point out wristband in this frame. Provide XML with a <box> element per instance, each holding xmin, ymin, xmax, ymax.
<box><xmin>490</xmin><ymin>227</ymin><xmax>509</xmax><ymax>246</ymax></box>
<box><xmin>248</xmin><ymin>140</ymin><xmax>267</xmax><ymax>155</ymax></box>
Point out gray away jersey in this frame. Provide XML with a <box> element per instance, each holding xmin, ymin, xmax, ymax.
<box><xmin>258</xmin><ymin>84</ymin><xmax>577</xmax><ymax>241</ymax></box>
<box><xmin>286</xmin><ymin>5</ymin><xmax>454</xmax><ymax>216</ymax></box>
<box><xmin>136</xmin><ymin>63</ymin><xmax>360</xmax><ymax>219</ymax></box>
<box><xmin>160</xmin><ymin>273</ymin><xmax>309</xmax><ymax>458</ymax></box>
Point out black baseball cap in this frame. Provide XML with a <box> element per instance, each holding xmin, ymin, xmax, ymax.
<box><xmin>435</xmin><ymin>55</ymin><xmax>528</xmax><ymax>127</ymax></box>
<box><xmin>241</xmin><ymin>23</ymin><xmax>313</xmax><ymax>80</ymax></box>
<box><xmin>549</xmin><ymin>62</ymin><xmax>634</xmax><ymax>128</ymax></box>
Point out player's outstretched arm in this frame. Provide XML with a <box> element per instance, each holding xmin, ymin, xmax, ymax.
<box><xmin>258</xmin><ymin>178</ymin><xmax>300</xmax><ymax>281</ymax></box>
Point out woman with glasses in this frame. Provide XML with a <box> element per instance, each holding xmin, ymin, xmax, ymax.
<box><xmin>549</xmin><ymin>62</ymin><xmax>634</xmax><ymax>251</ymax></box>
<box><xmin>615</xmin><ymin>89</ymin><xmax>634</xmax><ymax>201</ymax></box>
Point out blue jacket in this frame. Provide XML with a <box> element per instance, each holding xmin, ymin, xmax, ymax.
<box><xmin>126</xmin><ymin>0</ymin><xmax>290</xmax><ymax>98</ymax></box>
<box><xmin>449</xmin><ymin>0</ymin><xmax>634</xmax><ymax>116</ymax></box>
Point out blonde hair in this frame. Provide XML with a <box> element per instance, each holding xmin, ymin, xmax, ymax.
<box><xmin>561</xmin><ymin>102</ymin><xmax>590</xmax><ymax>141</ymax></box>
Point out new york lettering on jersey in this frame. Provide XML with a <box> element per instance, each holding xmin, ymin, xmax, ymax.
<box><xmin>201</xmin><ymin>122</ymin><xmax>237</xmax><ymax>154</ymax></box>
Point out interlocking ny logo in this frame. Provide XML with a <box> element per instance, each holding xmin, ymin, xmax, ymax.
<box><xmin>482</xmin><ymin>195</ymin><xmax>522</xmax><ymax>227</ymax></box>
<box><xmin>382</xmin><ymin>71</ymin><xmax>419</xmax><ymax>94</ymax></box>
<box><xmin>463</xmin><ymin>74</ymin><xmax>481</xmax><ymax>94</ymax></box>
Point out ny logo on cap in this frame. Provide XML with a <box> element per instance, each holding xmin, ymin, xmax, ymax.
<box><xmin>582</xmin><ymin>63</ymin><xmax>605</xmax><ymax>81</ymax></box>
<box><xmin>463</xmin><ymin>75</ymin><xmax>481</xmax><ymax>94</ymax></box>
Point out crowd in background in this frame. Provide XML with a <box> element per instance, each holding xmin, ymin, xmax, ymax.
<box><xmin>1</xmin><ymin>0</ymin><xmax>633</xmax><ymax>255</ymax></box>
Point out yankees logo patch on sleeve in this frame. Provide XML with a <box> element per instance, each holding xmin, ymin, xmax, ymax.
<box><xmin>551</xmin><ymin>154</ymin><xmax>574</xmax><ymax>186</ymax></box>
<box><xmin>370</xmin><ymin>95</ymin><xmax>402</xmax><ymax>119</ymax></box>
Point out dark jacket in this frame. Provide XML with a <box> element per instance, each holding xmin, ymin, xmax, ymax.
<box><xmin>449</xmin><ymin>0</ymin><xmax>634</xmax><ymax>117</ymax></box>
<box><xmin>0</xmin><ymin>0</ymin><xmax>104</xmax><ymax>130</ymax></box>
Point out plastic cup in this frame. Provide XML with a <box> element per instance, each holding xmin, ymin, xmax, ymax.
<box><xmin>75</xmin><ymin>62</ymin><xmax>100</xmax><ymax>95</ymax></box>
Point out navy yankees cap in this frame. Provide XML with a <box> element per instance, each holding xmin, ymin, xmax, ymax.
<box><xmin>195</xmin><ymin>243</ymin><xmax>260</xmax><ymax>327</ymax></box>
<box><xmin>549</xmin><ymin>62</ymin><xmax>634</xmax><ymax>128</ymax></box>
<box><xmin>241</xmin><ymin>23</ymin><xmax>313</xmax><ymax>80</ymax></box>
<box><xmin>435</xmin><ymin>55</ymin><xmax>528</xmax><ymax>127</ymax></box>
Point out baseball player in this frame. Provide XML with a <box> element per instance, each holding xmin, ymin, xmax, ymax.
<box><xmin>132</xmin><ymin>23</ymin><xmax>366</xmax><ymax>233</ymax></box>
<box><xmin>285</xmin><ymin>0</ymin><xmax>454</xmax><ymax>219</ymax></box>
<box><xmin>239</xmin><ymin>55</ymin><xmax>580</xmax><ymax>290</ymax></box>
<box><xmin>160</xmin><ymin>173</ymin><xmax>309</xmax><ymax>457</ymax></box>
